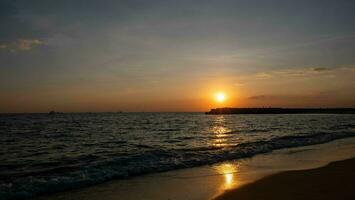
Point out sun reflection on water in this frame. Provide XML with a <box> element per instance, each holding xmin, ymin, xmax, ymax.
<box><xmin>211</xmin><ymin>116</ymin><xmax>232</xmax><ymax>147</ymax></box>
<box><xmin>211</xmin><ymin>116</ymin><xmax>239</xmax><ymax>190</ymax></box>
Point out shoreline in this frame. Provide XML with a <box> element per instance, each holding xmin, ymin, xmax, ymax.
<box><xmin>215</xmin><ymin>157</ymin><xmax>355</xmax><ymax>200</ymax></box>
<box><xmin>35</xmin><ymin>137</ymin><xmax>355</xmax><ymax>200</ymax></box>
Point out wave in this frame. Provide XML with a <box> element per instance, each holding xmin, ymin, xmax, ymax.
<box><xmin>1</xmin><ymin>131</ymin><xmax>355</xmax><ymax>200</ymax></box>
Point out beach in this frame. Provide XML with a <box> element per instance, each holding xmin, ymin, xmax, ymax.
<box><xmin>215</xmin><ymin>157</ymin><xmax>355</xmax><ymax>200</ymax></box>
<box><xmin>35</xmin><ymin>137</ymin><xmax>355</xmax><ymax>200</ymax></box>
<box><xmin>2</xmin><ymin>1</ymin><xmax>355</xmax><ymax>199</ymax></box>
<box><xmin>3</xmin><ymin>113</ymin><xmax>354</xmax><ymax>200</ymax></box>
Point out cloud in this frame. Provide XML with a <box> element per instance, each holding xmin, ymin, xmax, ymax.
<box><xmin>18</xmin><ymin>39</ymin><xmax>45</xmax><ymax>50</ymax></box>
<box><xmin>312</xmin><ymin>67</ymin><xmax>332</xmax><ymax>72</ymax></box>
<box><xmin>233</xmin><ymin>82</ymin><xmax>244</xmax><ymax>87</ymax></box>
<box><xmin>252</xmin><ymin>66</ymin><xmax>355</xmax><ymax>80</ymax></box>
<box><xmin>0</xmin><ymin>39</ymin><xmax>45</xmax><ymax>52</ymax></box>
<box><xmin>247</xmin><ymin>93</ymin><xmax>329</xmax><ymax>102</ymax></box>
<box><xmin>248</xmin><ymin>95</ymin><xmax>268</xmax><ymax>100</ymax></box>
<box><xmin>255</xmin><ymin>72</ymin><xmax>273</xmax><ymax>79</ymax></box>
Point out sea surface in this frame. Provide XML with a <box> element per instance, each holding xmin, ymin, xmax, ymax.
<box><xmin>1</xmin><ymin>113</ymin><xmax>355</xmax><ymax>199</ymax></box>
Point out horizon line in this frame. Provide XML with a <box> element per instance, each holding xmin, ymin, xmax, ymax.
<box><xmin>2</xmin><ymin>107</ymin><xmax>355</xmax><ymax>114</ymax></box>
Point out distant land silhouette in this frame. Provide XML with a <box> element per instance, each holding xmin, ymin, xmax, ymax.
<box><xmin>206</xmin><ymin>108</ymin><xmax>355</xmax><ymax>115</ymax></box>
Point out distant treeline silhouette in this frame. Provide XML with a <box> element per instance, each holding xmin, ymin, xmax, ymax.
<box><xmin>205</xmin><ymin>108</ymin><xmax>355</xmax><ymax>115</ymax></box>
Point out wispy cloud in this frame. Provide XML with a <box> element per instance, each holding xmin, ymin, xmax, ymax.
<box><xmin>248</xmin><ymin>95</ymin><xmax>269</xmax><ymax>100</ymax></box>
<box><xmin>0</xmin><ymin>39</ymin><xmax>45</xmax><ymax>52</ymax></box>
<box><xmin>312</xmin><ymin>67</ymin><xmax>332</xmax><ymax>72</ymax></box>
<box><xmin>253</xmin><ymin>66</ymin><xmax>355</xmax><ymax>80</ymax></box>
<box><xmin>247</xmin><ymin>93</ymin><xmax>334</xmax><ymax>103</ymax></box>
<box><xmin>18</xmin><ymin>39</ymin><xmax>45</xmax><ymax>50</ymax></box>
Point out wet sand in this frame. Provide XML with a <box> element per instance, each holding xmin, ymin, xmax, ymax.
<box><xmin>35</xmin><ymin>137</ymin><xmax>355</xmax><ymax>200</ymax></box>
<box><xmin>215</xmin><ymin>157</ymin><xmax>355</xmax><ymax>200</ymax></box>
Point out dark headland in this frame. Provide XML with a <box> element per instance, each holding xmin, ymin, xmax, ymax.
<box><xmin>206</xmin><ymin>108</ymin><xmax>355</xmax><ymax>115</ymax></box>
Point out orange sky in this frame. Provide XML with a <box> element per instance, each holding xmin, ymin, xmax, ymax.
<box><xmin>1</xmin><ymin>66</ymin><xmax>354</xmax><ymax>112</ymax></box>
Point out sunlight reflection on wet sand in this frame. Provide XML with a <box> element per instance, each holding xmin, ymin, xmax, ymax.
<box><xmin>215</xmin><ymin>163</ymin><xmax>239</xmax><ymax>190</ymax></box>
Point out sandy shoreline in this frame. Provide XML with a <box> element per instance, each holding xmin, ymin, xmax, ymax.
<box><xmin>33</xmin><ymin>137</ymin><xmax>355</xmax><ymax>200</ymax></box>
<box><xmin>215</xmin><ymin>157</ymin><xmax>355</xmax><ymax>200</ymax></box>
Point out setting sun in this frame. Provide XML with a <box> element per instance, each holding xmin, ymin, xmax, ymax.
<box><xmin>216</xmin><ymin>92</ymin><xmax>226</xmax><ymax>103</ymax></box>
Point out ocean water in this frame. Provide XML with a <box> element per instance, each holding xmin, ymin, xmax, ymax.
<box><xmin>1</xmin><ymin>113</ymin><xmax>355</xmax><ymax>199</ymax></box>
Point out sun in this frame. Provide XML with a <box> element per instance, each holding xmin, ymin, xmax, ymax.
<box><xmin>216</xmin><ymin>92</ymin><xmax>226</xmax><ymax>103</ymax></box>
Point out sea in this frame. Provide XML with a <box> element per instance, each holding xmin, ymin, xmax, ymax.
<box><xmin>1</xmin><ymin>113</ymin><xmax>355</xmax><ymax>199</ymax></box>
